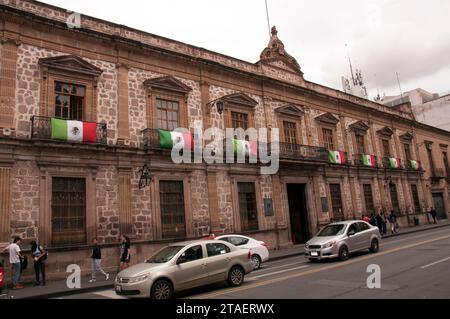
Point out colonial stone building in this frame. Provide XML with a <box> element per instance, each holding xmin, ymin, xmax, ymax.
<box><xmin>0</xmin><ymin>0</ymin><xmax>449</xmax><ymax>279</ymax></box>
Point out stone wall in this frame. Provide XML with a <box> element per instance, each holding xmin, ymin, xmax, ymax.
<box><xmin>216</xmin><ymin>171</ymin><xmax>233</xmax><ymax>233</ymax></box>
<box><xmin>189</xmin><ymin>169</ymin><xmax>210</xmax><ymax>237</ymax></box>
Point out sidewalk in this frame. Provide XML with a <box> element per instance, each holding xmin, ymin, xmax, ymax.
<box><xmin>4</xmin><ymin>220</ymin><xmax>450</xmax><ymax>299</ymax></box>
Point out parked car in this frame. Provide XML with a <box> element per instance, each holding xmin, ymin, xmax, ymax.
<box><xmin>215</xmin><ymin>234</ymin><xmax>269</xmax><ymax>270</ymax></box>
<box><xmin>114</xmin><ymin>240</ymin><xmax>254</xmax><ymax>299</ymax></box>
<box><xmin>304</xmin><ymin>220</ymin><xmax>381</xmax><ymax>262</ymax></box>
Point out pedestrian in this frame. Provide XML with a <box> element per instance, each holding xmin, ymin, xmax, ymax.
<box><xmin>388</xmin><ymin>210</ymin><xmax>398</xmax><ymax>234</ymax></box>
<box><xmin>119</xmin><ymin>235</ymin><xmax>131</xmax><ymax>270</ymax></box>
<box><xmin>430</xmin><ymin>208</ymin><xmax>437</xmax><ymax>224</ymax></box>
<box><xmin>89</xmin><ymin>238</ymin><xmax>109</xmax><ymax>282</ymax></box>
<box><xmin>363</xmin><ymin>215</ymin><xmax>370</xmax><ymax>223</ymax></box>
<box><xmin>375</xmin><ymin>211</ymin><xmax>383</xmax><ymax>234</ymax></box>
<box><xmin>4</xmin><ymin>237</ymin><xmax>23</xmax><ymax>289</ymax></box>
<box><xmin>30</xmin><ymin>240</ymin><xmax>47</xmax><ymax>286</ymax></box>
<box><xmin>369</xmin><ymin>213</ymin><xmax>377</xmax><ymax>227</ymax></box>
<box><xmin>381</xmin><ymin>210</ymin><xmax>388</xmax><ymax>236</ymax></box>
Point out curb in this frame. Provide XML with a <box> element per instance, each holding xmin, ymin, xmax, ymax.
<box><xmin>15</xmin><ymin>222</ymin><xmax>450</xmax><ymax>299</ymax></box>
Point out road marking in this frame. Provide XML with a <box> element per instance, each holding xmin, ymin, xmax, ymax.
<box><xmin>420</xmin><ymin>256</ymin><xmax>450</xmax><ymax>269</ymax></box>
<box><xmin>189</xmin><ymin>233</ymin><xmax>450</xmax><ymax>299</ymax></box>
<box><xmin>93</xmin><ymin>289</ymin><xmax>126</xmax><ymax>299</ymax></box>
<box><xmin>255</xmin><ymin>261</ymin><xmax>307</xmax><ymax>274</ymax></box>
<box><xmin>247</xmin><ymin>265</ymin><xmax>309</xmax><ymax>281</ymax></box>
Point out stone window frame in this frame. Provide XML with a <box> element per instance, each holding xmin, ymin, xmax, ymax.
<box><xmin>230</xmin><ymin>176</ymin><xmax>263</xmax><ymax>233</ymax></box>
<box><xmin>377</xmin><ymin>126</ymin><xmax>394</xmax><ymax>158</ymax></box>
<box><xmin>218</xmin><ymin>92</ymin><xmax>258</xmax><ymax>131</ymax></box>
<box><xmin>349</xmin><ymin>120</ymin><xmax>370</xmax><ymax>155</ymax></box>
<box><xmin>315</xmin><ymin>112</ymin><xmax>339</xmax><ymax>150</ymax></box>
<box><xmin>143</xmin><ymin>76</ymin><xmax>192</xmax><ymax>130</ymax></box>
<box><xmin>361</xmin><ymin>181</ymin><xmax>375</xmax><ymax>215</ymax></box>
<box><xmin>327</xmin><ymin>181</ymin><xmax>344</xmax><ymax>221</ymax></box>
<box><xmin>400</xmin><ymin>132</ymin><xmax>414</xmax><ymax>161</ymax></box>
<box><xmin>37</xmin><ymin>163</ymin><xmax>97</xmax><ymax>248</ymax></box>
<box><xmin>275</xmin><ymin>104</ymin><xmax>305</xmax><ymax>145</ymax></box>
<box><xmin>150</xmin><ymin>172</ymin><xmax>193</xmax><ymax>241</ymax></box>
<box><xmin>38</xmin><ymin>55</ymin><xmax>102</xmax><ymax>122</ymax></box>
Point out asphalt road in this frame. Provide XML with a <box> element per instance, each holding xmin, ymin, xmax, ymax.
<box><xmin>59</xmin><ymin>226</ymin><xmax>450</xmax><ymax>299</ymax></box>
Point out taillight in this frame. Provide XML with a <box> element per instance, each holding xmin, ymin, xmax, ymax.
<box><xmin>0</xmin><ymin>268</ymin><xmax>4</xmax><ymax>287</ymax></box>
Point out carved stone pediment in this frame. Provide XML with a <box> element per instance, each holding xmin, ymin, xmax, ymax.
<box><xmin>377</xmin><ymin>126</ymin><xmax>394</xmax><ymax>137</ymax></box>
<box><xmin>143</xmin><ymin>75</ymin><xmax>192</xmax><ymax>94</ymax></box>
<box><xmin>349</xmin><ymin>120</ymin><xmax>370</xmax><ymax>134</ymax></box>
<box><xmin>258</xmin><ymin>26</ymin><xmax>303</xmax><ymax>75</ymax></box>
<box><xmin>399</xmin><ymin>132</ymin><xmax>414</xmax><ymax>141</ymax></box>
<box><xmin>275</xmin><ymin>104</ymin><xmax>305</xmax><ymax>117</ymax></box>
<box><xmin>315</xmin><ymin>112</ymin><xmax>339</xmax><ymax>125</ymax></box>
<box><xmin>38</xmin><ymin>55</ymin><xmax>103</xmax><ymax>77</ymax></box>
<box><xmin>220</xmin><ymin>92</ymin><xmax>258</xmax><ymax>108</ymax></box>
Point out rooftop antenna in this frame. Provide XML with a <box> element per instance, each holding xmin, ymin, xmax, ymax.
<box><xmin>265</xmin><ymin>0</ymin><xmax>271</xmax><ymax>38</ymax></box>
<box><xmin>396</xmin><ymin>72</ymin><xmax>404</xmax><ymax>97</ymax></box>
<box><xmin>345</xmin><ymin>44</ymin><xmax>356</xmax><ymax>86</ymax></box>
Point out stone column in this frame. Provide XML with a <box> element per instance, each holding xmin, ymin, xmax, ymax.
<box><xmin>116</xmin><ymin>63</ymin><xmax>130</xmax><ymax>143</ymax></box>
<box><xmin>0</xmin><ymin>167</ymin><xmax>11</xmax><ymax>242</ymax></box>
<box><xmin>0</xmin><ymin>39</ymin><xmax>20</xmax><ymax>129</ymax></box>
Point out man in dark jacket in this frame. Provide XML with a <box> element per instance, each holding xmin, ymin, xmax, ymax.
<box><xmin>89</xmin><ymin>238</ymin><xmax>109</xmax><ymax>282</ymax></box>
<box><xmin>375</xmin><ymin>212</ymin><xmax>383</xmax><ymax>234</ymax></box>
<box><xmin>430</xmin><ymin>208</ymin><xmax>438</xmax><ymax>224</ymax></box>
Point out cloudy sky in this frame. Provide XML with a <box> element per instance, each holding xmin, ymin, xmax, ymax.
<box><xmin>41</xmin><ymin>0</ymin><xmax>450</xmax><ymax>100</ymax></box>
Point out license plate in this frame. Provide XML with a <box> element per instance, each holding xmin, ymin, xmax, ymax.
<box><xmin>115</xmin><ymin>285</ymin><xmax>122</xmax><ymax>293</ymax></box>
<box><xmin>310</xmin><ymin>251</ymin><xmax>318</xmax><ymax>256</ymax></box>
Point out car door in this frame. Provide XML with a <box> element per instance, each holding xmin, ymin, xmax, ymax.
<box><xmin>357</xmin><ymin>222</ymin><xmax>372</xmax><ymax>249</ymax></box>
<box><xmin>205</xmin><ymin>242</ymin><xmax>232</xmax><ymax>283</ymax></box>
<box><xmin>173</xmin><ymin>244</ymin><xmax>208</xmax><ymax>290</ymax></box>
<box><xmin>346</xmin><ymin>223</ymin><xmax>361</xmax><ymax>252</ymax></box>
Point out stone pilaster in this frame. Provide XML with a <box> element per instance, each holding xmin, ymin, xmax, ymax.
<box><xmin>0</xmin><ymin>167</ymin><xmax>11</xmax><ymax>242</ymax></box>
<box><xmin>116</xmin><ymin>63</ymin><xmax>130</xmax><ymax>142</ymax></box>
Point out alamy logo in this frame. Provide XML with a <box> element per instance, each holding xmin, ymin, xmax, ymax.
<box><xmin>366</xmin><ymin>264</ymin><xmax>381</xmax><ymax>289</ymax></box>
<box><xmin>66</xmin><ymin>264</ymin><xmax>81</xmax><ymax>289</ymax></box>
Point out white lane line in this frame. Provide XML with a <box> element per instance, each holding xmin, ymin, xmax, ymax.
<box><xmin>246</xmin><ymin>265</ymin><xmax>309</xmax><ymax>281</ymax></box>
<box><xmin>420</xmin><ymin>256</ymin><xmax>450</xmax><ymax>269</ymax></box>
<box><xmin>94</xmin><ymin>289</ymin><xmax>126</xmax><ymax>299</ymax></box>
<box><xmin>255</xmin><ymin>261</ymin><xmax>307</xmax><ymax>274</ymax></box>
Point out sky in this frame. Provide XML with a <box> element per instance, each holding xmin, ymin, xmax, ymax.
<box><xmin>40</xmin><ymin>0</ymin><xmax>450</xmax><ymax>100</ymax></box>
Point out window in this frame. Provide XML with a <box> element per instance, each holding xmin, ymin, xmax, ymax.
<box><xmin>443</xmin><ymin>151</ymin><xmax>449</xmax><ymax>177</ymax></box>
<box><xmin>363</xmin><ymin>184</ymin><xmax>375</xmax><ymax>214</ymax></box>
<box><xmin>283</xmin><ymin>121</ymin><xmax>297</xmax><ymax>144</ymax></box>
<box><xmin>426</xmin><ymin>144</ymin><xmax>435</xmax><ymax>175</ymax></box>
<box><xmin>223</xmin><ymin>236</ymin><xmax>249</xmax><ymax>246</ymax></box>
<box><xmin>329</xmin><ymin>184</ymin><xmax>343</xmax><ymax>221</ymax></box>
<box><xmin>347</xmin><ymin>223</ymin><xmax>358</xmax><ymax>234</ymax></box>
<box><xmin>54</xmin><ymin>82</ymin><xmax>85</xmax><ymax>121</ymax></box>
<box><xmin>157</xmin><ymin>98</ymin><xmax>179</xmax><ymax>130</ymax></box>
<box><xmin>410</xmin><ymin>184</ymin><xmax>420</xmax><ymax>212</ymax></box>
<box><xmin>237</xmin><ymin>182</ymin><xmax>258</xmax><ymax>231</ymax></box>
<box><xmin>358</xmin><ymin>222</ymin><xmax>370</xmax><ymax>231</ymax></box>
<box><xmin>381</xmin><ymin>139</ymin><xmax>391</xmax><ymax>157</ymax></box>
<box><xmin>355</xmin><ymin>134</ymin><xmax>365</xmax><ymax>154</ymax></box>
<box><xmin>389</xmin><ymin>183</ymin><xmax>400</xmax><ymax>213</ymax></box>
<box><xmin>403</xmin><ymin>143</ymin><xmax>412</xmax><ymax>161</ymax></box>
<box><xmin>177</xmin><ymin>245</ymin><xmax>203</xmax><ymax>264</ymax></box>
<box><xmin>160</xmin><ymin>181</ymin><xmax>186</xmax><ymax>239</ymax></box>
<box><xmin>206</xmin><ymin>243</ymin><xmax>230</xmax><ymax>257</ymax></box>
<box><xmin>51</xmin><ymin>177</ymin><xmax>86</xmax><ymax>246</ymax></box>
<box><xmin>322</xmin><ymin>128</ymin><xmax>335</xmax><ymax>150</ymax></box>
<box><xmin>231</xmin><ymin>111</ymin><xmax>249</xmax><ymax>130</ymax></box>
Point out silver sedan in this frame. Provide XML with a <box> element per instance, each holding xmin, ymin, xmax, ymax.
<box><xmin>304</xmin><ymin>220</ymin><xmax>381</xmax><ymax>262</ymax></box>
<box><xmin>114</xmin><ymin>240</ymin><xmax>254</xmax><ymax>299</ymax></box>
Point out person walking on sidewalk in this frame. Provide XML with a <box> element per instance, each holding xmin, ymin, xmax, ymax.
<box><xmin>4</xmin><ymin>237</ymin><xmax>23</xmax><ymax>290</ymax></box>
<box><xmin>430</xmin><ymin>208</ymin><xmax>438</xmax><ymax>224</ymax></box>
<box><xmin>381</xmin><ymin>210</ymin><xmax>388</xmax><ymax>236</ymax></box>
<box><xmin>389</xmin><ymin>210</ymin><xmax>398</xmax><ymax>234</ymax></box>
<box><xmin>119</xmin><ymin>235</ymin><xmax>131</xmax><ymax>271</ymax></box>
<box><xmin>89</xmin><ymin>238</ymin><xmax>109</xmax><ymax>283</ymax></box>
<box><xmin>30</xmin><ymin>240</ymin><xmax>47</xmax><ymax>286</ymax></box>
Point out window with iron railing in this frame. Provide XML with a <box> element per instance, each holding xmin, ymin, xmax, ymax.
<box><xmin>355</xmin><ymin>134</ymin><xmax>365</xmax><ymax>154</ymax></box>
<box><xmin>381</xmin><ymin>139</ymin><xmax>391</xmax><ymax>157</ymax></box>
<box><xmin>363</xmin><ymin>184</ymin><xmax>375</xmax><ymax>214</ymax></box>
<box><xmin>403</xmin><ymin>143</ymin><xmax>412</xmax><ymax>161</ymax></box>
<box><xmin>329</xmin><ymin>183</ymin><xmax>344</xmax><ymax>221</ymax></box>
<box><xmin>389</xmin><ymin>183</ymin><xmax>400</xmax><ymax>214</ymax></box>
<box><xmin>322</xmin><ymin>128</ymin><xmax>335</xmax><ymax>150</ymax></box>
<box><xmin>157</xmin><ymin>98</ymin><xmax>179</xmax><ymax>130</ymax></box>
<box><xmin>238</xmin><ymin>182</ymin><xmax>258</xmax><ymax>232</ymax></box>
<box><xmin>55</xmin><ymin>82</ymin><xmax>85</xmax><ymax>121</ymax></box>
<box><xmin>231</xmin><ymin>111</ymin><xmax>249</xmax><ymax>130</ymax></box>
<box><xmin>159</xmin><ymin>181</ymin><xmax>186</xmax><ymax>239</ymax></box>
<box><xmin>283</xmin><ymin>121</ymin><xmax>297</xmax><ymax>145</ymax></box>
<box><xmin>410</xmin><ymin>184</ymin><xmax>421</xmax><ymax>212</ymax></box>
<box><xmin>443</xmin><ymin>151</ymin><xmax>449</xmax><ymax>177</ymax></box>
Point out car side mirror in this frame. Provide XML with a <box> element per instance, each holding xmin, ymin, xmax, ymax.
<box><xmin>348</xmin><ymin>230</ymin><xmax>356</xmax><ymax>237</ymax></box>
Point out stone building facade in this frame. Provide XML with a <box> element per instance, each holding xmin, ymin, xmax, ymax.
<box><xmin>0</xmin><ymin>0</ymin><xmax>449</xmax><ymax>279</ymax></box>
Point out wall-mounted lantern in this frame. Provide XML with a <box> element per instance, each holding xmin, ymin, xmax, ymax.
<box><xmin>207</xmin><ymin>99</ymin><xmax>225</xmax><ymax>115</ymax></box>
<box><xmin>138</xmin><ymin>164</ymin><xmax>152</xmax><ymax>189</ymax></box>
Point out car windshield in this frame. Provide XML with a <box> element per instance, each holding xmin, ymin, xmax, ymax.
<box><xmin>317</xmin><ymin>224</ymin><xmax>346</xmax><ymax>237</ymax></box>
<box><xmin>146</xmin><ymin>246</ymin><xmax>184</xmax><ymax>263</ymax></box>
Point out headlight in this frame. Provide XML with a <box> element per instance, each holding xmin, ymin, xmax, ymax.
<box><xmin>128</xmin><ymin>273</ymin><xmax>151</xmax><ymax>283</ymax></box>
<box><xmin>323</xmin><ymin>241</ymin><xmax>336</xmax><ymax>248</ymax></box>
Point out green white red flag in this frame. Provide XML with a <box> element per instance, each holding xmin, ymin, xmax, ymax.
<box><xmin>328</xmin><ymin>150</ymin><xmax>346</xmax><ymax>164</ymax></box>
<box><xmin>51</xmin><ymin>118</ymin><xmax>97</xmax><ymax>143</ymax></box>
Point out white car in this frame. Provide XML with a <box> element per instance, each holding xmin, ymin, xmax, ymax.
<box><xmin>215</xmin><ymin>234</ymin><xmax>269</xmax><ymax>269</ymax></box>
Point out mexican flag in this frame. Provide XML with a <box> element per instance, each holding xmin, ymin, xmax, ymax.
<box><xmin>409</xmin><ymin>160</ymin><xmax>420</xmax><ymax>170</ymax></box>
<box><xmin>158</xmin><ymin>129</ymin><xmax>194</xmax><ymax>150</ymax></box>
<box><xmin>328</xmin><ymin>150</ymin><xmax>346</xmax><ymax>164</ymax></box>
<box><xmin>389</xmin><ymin>157</ymin><xmax>401</xmax><ymax>168</ymax></box>
<box><xmin>233</xmin><ymin>139</ymin><xmax>257</xmax><ymax>156</ymax></box>
<box><xmin>362</xmin><ymin>154</ymin><xmax>376</xmax><ymax>167</ymax></box>
<box><xmin>51</xmin><ymin>118</ymin><xmax>97</xmax><ymax>143</ymax></box>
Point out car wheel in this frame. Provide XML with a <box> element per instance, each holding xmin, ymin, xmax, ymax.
<box><xmin>369</xmin><ymin>239</ymin><xmax>379</xmax><ymax>253</ymax></box>
<box><xmin>338</xmin><ymin>245</ymin><xmax>349</xmax><ymax>261</ymax></box>
<box><xmin>150</xmin><ymin>279</ymin><xmax>173</xmax><ymax>299</ymax></box>
<box><xmin>228</xmin><ymin>266</ymin><xmax>245</xmax><ymax>287</ymax></box>
<box><xmin>251</xmin><ymin>254</ymin><xmax>262</xmax><ymax>270</ymax></box>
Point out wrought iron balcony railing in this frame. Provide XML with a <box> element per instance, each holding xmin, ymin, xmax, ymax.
<box><xmin>31</xmin><ymin>116</ymin><xmax>107</xmax><ymax>145</ymax></box>
<box><xmin>276</xmin><ymin>142</ymin><xmax>329</xmax><ymax>162</ymax></box>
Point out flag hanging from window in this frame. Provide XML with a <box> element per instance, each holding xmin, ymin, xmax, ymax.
<box><xmin>233</xmin><ymin>139</ymin><xmax>257</xmax><ymax>157</ymax></box>
<box><xmin>158</xmin><ymin>129</ymin><xmax>194</xmax><ymax>150</ymax></box>
<box><xmin>328</xmin><ymin>150</ymin><xmax>346</xmax><ymax>164</ymax></box>
<box><xmin>51</xmin><ymin>118</ymin><xmax>97</xmax><ymax>143</ymax></box>
<box><xmin>388</xmin><ymin>157</ymin><xmax>401</xmax><ymax>168</ymax></box>
<box><xmin>362</xmin><ymin>154</ymin><xmax>376</xmax><ymax>167</ymax></box>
